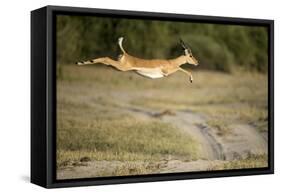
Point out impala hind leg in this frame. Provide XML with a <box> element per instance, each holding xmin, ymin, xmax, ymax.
<box><xmin>77</xmin><ymin>57</ymin><xmax>129</xmax><ymax>71</ymax></box>
<box><xmin>179</xmin><ymin>67</ymin><xmax>193</xmax><ymax>83</ymax></box>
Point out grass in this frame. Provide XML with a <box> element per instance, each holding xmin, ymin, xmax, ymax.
<box><xmin>57</xmin><ymin>118</ymin><xmax>199</xmax><ymax>167</ymax></box>
<box><xmin>57</xmin><ymin>65</ymin><xmax>268</xmax><ymax>175</ymax></box>
<box><xmin>57</xmin><ymin>91</ymin><xmax>200</xmax><ymax>167</ymax></box>
<box><xmin>207</xmin><ymin>120</ymin><xmax>231</xmax><ymax>136</ymax></box>
<box><xmin>124</xmin><ymin>69</ymin><xmax>268</xmax><ymax>133</ymax></box>
<box><xmin>211</xmin><ymin>154</ymin><xmax>268</xmax><ymax>170</ymax></box>
<box><xmin>110</xmin><ymin>162</ymin><xmax>160</xmax><ymax>177</ymax></box>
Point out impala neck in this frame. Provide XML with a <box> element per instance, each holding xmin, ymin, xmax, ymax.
<box><xmin>172</xmin><ymin>55</ymin><xmax>187</xmax><ymax>66</ymax></box>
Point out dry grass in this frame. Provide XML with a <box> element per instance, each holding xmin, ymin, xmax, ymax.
<box><xmin>207</xmin><ymin>119</ymin><xmax>231</xmax><ymax>136</ymax></box>
<box><xmin>57</xmin><ymin>65</ymin><xmax>268</xmax><ymax>175</ymax></box>
<box><xmin>57</xmin><ymin>70</ymin><xmax>201</xmax><ymax>168</ymax></box>
<box><xmin>111</xmin><ymin>162</ymin><xmax>159</xmax><ymax>176</ymax></box>
<box><xmin>210</xmin><ymin>154</ymin><xmax>268</xmax><ymax>170</ymax></box>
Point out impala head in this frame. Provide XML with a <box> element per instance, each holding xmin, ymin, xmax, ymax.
<box><xmin>180</xmin><ymin>39</ymin><xmax>199</xmax><ymax>66</ymax></box>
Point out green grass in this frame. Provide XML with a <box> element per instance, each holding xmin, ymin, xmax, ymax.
<box><xmin>57</xmin><ymin>95</ymin><xmax>200</xmax><ymax>167</ymax></box>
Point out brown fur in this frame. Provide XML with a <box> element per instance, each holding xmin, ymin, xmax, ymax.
<box><xmin>77</xmin><ymin>37</ymin><xmax>199</xmax><ymax>83</ymax></box>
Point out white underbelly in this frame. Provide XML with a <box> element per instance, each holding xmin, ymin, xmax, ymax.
<box><xmin>134</xmin><ymin>67</ymin><xmax>164</xmax><ymax>79</ymax></box>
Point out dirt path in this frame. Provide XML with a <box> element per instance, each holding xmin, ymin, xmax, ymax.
<box><xmin>57</xmin><ymin>100</ymin><xmax>268</xmax><ymax>179</ymax></box>
<box><xmin>114</xmin><ymin>101</ymin><xmax>267</xmax><ymax>168</ymax></box>
<box><xmin>118</xmin><ymin>105</ymin><xmax>226</xmax><ymax>160</ymax></box>
<box><xmin>161</xmin><ymin>111</ymin><xmax>224</xmax><ymax>161</ymax></box>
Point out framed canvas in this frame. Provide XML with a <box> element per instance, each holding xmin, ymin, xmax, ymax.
<box><xmin>31</xmin><ymin>5</ymin><xmax>274</xmax><ymax>188</ymax></box>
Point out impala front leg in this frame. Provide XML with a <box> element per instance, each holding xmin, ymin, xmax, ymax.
<box><xmin>178</xmin><ymin>67</ymin><xmax>193</xmax><ymax>83</ymax></box>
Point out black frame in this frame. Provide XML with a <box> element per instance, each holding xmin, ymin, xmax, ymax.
<box><xmin>31</xmin><ymin>5</ymin><xmax>274</xmax><ymax>188</ymax></box>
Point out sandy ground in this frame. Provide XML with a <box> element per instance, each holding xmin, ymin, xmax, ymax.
<box><xmin>57</xmin><ymin>96</ymin><xmax>267</xmax><ymax>179</ymax></box>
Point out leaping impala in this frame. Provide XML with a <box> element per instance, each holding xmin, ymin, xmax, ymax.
<box><xmin>76</xmin><ymin>37</ymin><xmax>199</xmax><ymax>83</ymax></box>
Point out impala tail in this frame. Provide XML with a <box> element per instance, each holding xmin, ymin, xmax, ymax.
<box><xmin>118</xmin><ymin>37</ymin><xmax>127</xmax><ymax>54</ymax></box>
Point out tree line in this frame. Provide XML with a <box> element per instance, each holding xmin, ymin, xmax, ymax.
<box><xmin>57</xmin><ymin>15</ymin><xmax>268</xmax><ymax>73</ymax></box>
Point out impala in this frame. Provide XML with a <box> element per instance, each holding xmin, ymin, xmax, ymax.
<box><xmin>76</xmin><ymin>37</ymin><xmax>199</xmax><ymax>83</ymax></box>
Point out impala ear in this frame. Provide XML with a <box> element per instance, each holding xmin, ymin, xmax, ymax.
<box><xmin>179</xmin><ymin>38</ymin><xmax>192</xmax><ymax>55</ymax></box>
<box><xmin>179</xmin><ymin>38</ymin><xmax>187</xmax><ymax>50</ymax></box>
